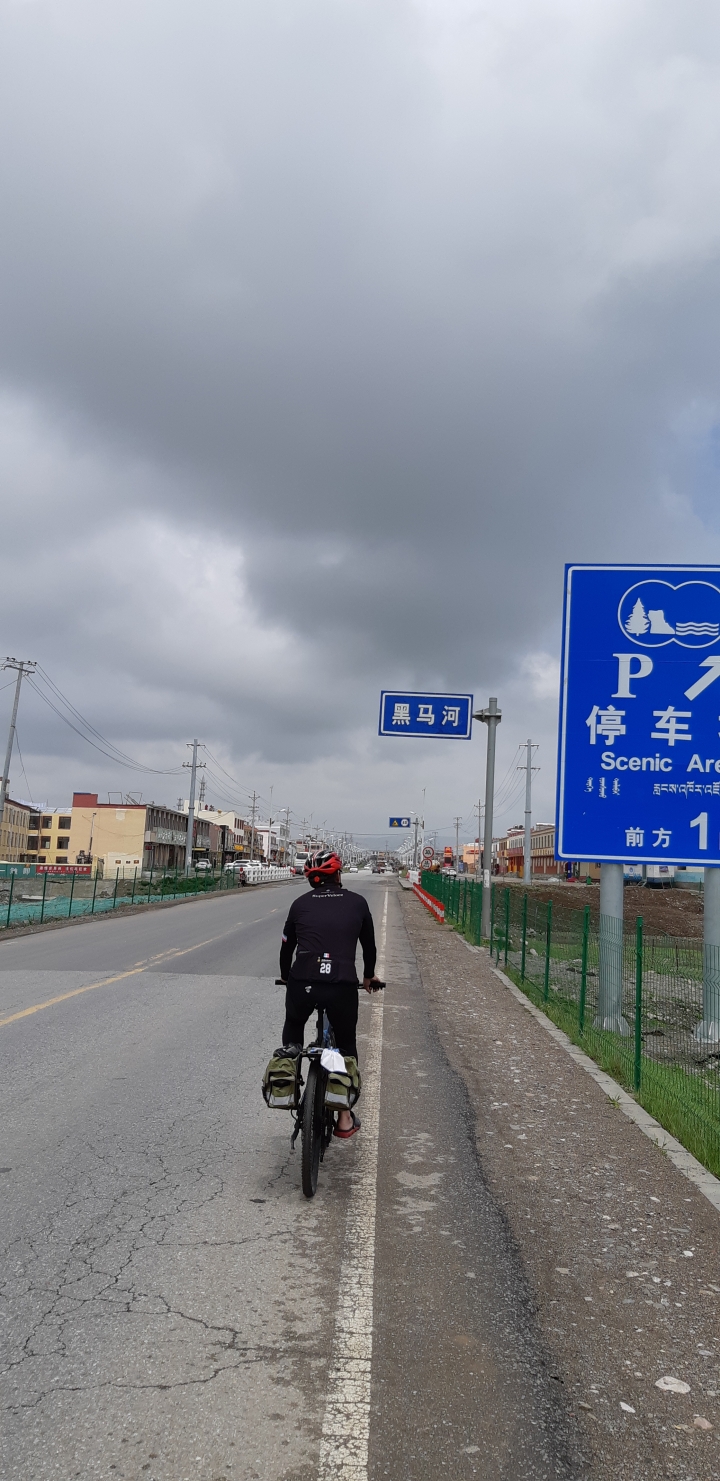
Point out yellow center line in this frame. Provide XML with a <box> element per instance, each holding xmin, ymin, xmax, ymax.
<box><xmin>0</xmin><ymin>912</ymin><xmax>278</xmax><ymax>1029</ymax></box>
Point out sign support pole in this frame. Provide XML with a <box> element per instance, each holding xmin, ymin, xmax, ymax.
<box><xmin>595</xmin><ymin>863</ymin><xmax>630</xmax><ymax>1034</ymax></box>
<box><xmin>695</xmin><ymin>868</ymin><xmax>720</xmax><ymax>1043</ymax></box>
<box><xmin>475</xmin><ymin>698</ymin><xmax>501</xmax><ymax>942</ymax></box>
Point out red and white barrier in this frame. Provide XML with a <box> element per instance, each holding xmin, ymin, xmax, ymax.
<box><xmin>412</xmin><ymin>882</ymin><xmax>445</xmax><ymax>921</ymax></box>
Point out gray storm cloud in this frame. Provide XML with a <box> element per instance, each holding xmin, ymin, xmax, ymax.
<box><xmin>1</xmin><ymin>0</ymin><xmax>720</xmax><ymax>837</ymax></box>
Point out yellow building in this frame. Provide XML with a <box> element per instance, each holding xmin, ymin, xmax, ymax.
<box><xmin>0</xmin><ymin>797</ymin><xmax>32</xmax><ymax>862</ymax></box>
<box><xmin>69</xmin><ymin>794</ymin><xmax>147</xmax><ymax>876</ymax></box>
<box><xmin>68</xmin><ymin>793</ymin><xmax>207</xmax><ymax>875</ymax></box>
<box><xmin>24</xmin><ymin>807</ymin><xmax>73</xmax><ymax>865</ymax></box>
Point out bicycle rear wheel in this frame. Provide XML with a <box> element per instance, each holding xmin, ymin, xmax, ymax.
<box><xmin>301</xmin><ymin>1061</ymin><xmax>325</xmax><ymax>1198</ymax></box>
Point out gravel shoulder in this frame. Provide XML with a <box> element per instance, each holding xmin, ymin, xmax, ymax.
<box><xmin>399</xmin><ymin>888</ymin><xmax>720</xmax><ymax>1481</ymax></box>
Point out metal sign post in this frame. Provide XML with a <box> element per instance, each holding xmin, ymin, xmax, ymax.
<box><xmin>557</xmin><ymin>563</ymin><xmax>720</xmax><ymax>1039</ymax></box>
<box><xmin>475</xmin><ymin>699</ymin><xmax>501</xmax><ymax>941</ymax></box>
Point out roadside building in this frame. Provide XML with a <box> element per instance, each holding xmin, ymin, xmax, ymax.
<box><xmin>182</xmin><ymin>803</ymin><xmax>251</xmax><ymax>864</ymax></box>
<box><xmin>494</xmin><ymin>823</ymin><xmax>564</xmax><ymax>879</ymax></box>
<box><xmin>462</xmin><ymin>841</ymin><xmax>479</xmax><ymax>870</ymax></box>
<box><xmin>146</xmin><ymin>803</ymin><xmax>210</xmax><ymax>870</ymax></box>
<box><xmin>255</xmin><ymin>826</ymin><xmax>279</xmax><ymax>861</ymax></box>
<box><xmin>532</xmin><ymin>824</ymin><xmax>560</xmax><ymax>877</ymax></box>
<box><xmin>23</xmin><ymin>807</ymin><xmax>73</xmax><ymax>865</ymax></box>
<box><xmin>498</xmin><ymin>826</ymin><xmax>524</xmax><ymax>874</ymax></box>
<box><xmin>69</xmin><ymin>794</ymin><xmax>210</xmax><ymax>875</ymax></box>
<box><xmin>494</xmin><ymin>822</ymin><xmax>599</xmax><ymax>883</ymax></box>
<box><xmin>234</xmin><ymin>817</ymin><xmax>253</xmax><ymax>858</ymax></box>
<box><xmin>1</xmin><ymin>797</ymin><xmax>32</xmax><ymax>862</ymax></box>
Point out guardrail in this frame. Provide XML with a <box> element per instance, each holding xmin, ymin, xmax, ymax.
<box><xmin>412</xmin><ymin>882</ymin><xmax>445</xmax><ymax>920</ymax></box>
<box><xmin>0</xmin><ymin>864</ymin><xmax>295</xmax><ymax>932</ymax></box>
<box><xmin>420</xmin><ymin>870</ymin><xmax>720</xmax><ymax>1178</ymax></box>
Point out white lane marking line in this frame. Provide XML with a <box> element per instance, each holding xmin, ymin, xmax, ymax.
<box><xmin>318</xmin><ymin>889</ymin><xmax>387</xmax><ymax>1481</ymax></box>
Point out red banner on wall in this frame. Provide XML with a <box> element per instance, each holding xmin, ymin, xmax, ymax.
<box><xmin>35</xmin><ymin>864</ymin><xmax>92</xmax><ymax>876</ymax></box>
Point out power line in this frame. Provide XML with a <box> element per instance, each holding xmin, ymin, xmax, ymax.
<box><xmin>201</xmin><ymin>746</ymin><xmax>252</xmax><ymax>793</ymax></box>
<box><xmin>28</xmin><ymin>673</ymin><xmax>183</xmax><ymax>775</ymax></box>
<box><xmin>13</xmin><ymin>729</ymin><xmax>34</xmax><ymax>803</ymax></box>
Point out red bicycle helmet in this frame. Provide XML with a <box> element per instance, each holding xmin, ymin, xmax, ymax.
<box><xmin>304</xmin><ymin>849</ymin><xmax>343</xmax><ymax>884</ymax></box>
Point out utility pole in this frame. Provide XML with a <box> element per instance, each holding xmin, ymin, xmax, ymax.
<box><xmin>267</xmin><ymin>784</ymin><xmax>274</xmax><ymax>861</ymax></box>
<box><xmin>412</xmin><ymin>814</ymin><xmax>419</xmax><ymax>869</ymax></box>
<box><xmin>519</xmin><ymin>740</ymin><xmax>538</xmax><ymax>884</ymax></box>
<box><xmin>453</xmin><ymin>815</ymin><xmax>462</xmax><ymax>873</ymax></box>
<box><xmin>475</xmin><ymin>799</ymin><xmax>483</xmax><ymax>880</ymax></box>
<box><xmin>183</xmin><ymin>740</ymin><xmax>204</xmax><ymax>874</ymax></box>
<box><xmin>474</xmin><ymin>697</ymin><xmax>502</xmax><ymax>941</ymax></box>
<box><xmin>249</xmin><ymin>791</ymin><xmax>258</xmax><ymax>861</ymax></box>
<box><xmin>0</xmin><ymin>658</ymin><xmax>36</xmax><ymax>837</ymax></box>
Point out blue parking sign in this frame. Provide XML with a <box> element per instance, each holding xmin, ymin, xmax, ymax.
<box><xmin>379</xmin><ymin>692</ymin><xmax>473</xmax><ymax>738</ymax></box>
<box><xmin>557</xmin><ymin>565</ymin><xmax>720</xmax><ymax>864</ymax></box>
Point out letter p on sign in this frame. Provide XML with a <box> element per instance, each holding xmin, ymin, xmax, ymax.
<box><xmin>613</xmin><ymin>653</ymin><xmax>654</xmax><ymax>698</ymax></box>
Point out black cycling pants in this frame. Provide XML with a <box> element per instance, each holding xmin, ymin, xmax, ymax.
<box><xmin>282</xmin><ymin>979</ymin><xmax>359</xmax><ymax>1060</ymax></box>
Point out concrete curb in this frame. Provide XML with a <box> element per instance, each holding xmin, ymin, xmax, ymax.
<box><xmin>460</xmin><ymin>937</ymin><xmax>720</xmax><ymax>1216</ymax></box>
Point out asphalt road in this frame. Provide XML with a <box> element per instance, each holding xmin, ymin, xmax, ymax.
<box><xmin>0</xmin><ymin>878</ymin><xmax>577</xmax><ymax>1480</ymax></box>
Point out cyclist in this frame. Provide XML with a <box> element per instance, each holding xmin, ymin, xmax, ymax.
<box><xmin>278</xmin><ymin>849</ymin><xmax>381</xmax><ymax>1139</ymax></box>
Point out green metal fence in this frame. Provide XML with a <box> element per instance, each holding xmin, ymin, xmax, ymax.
<box><xmin>421</xmin><ymin>871</ymin><xmax>720</xmax><ymax>1177</ymax></box>
<box><xmin>0</xmin><ymin>867</ymin><xmax>247</xmax><ymax>932</ymax></box>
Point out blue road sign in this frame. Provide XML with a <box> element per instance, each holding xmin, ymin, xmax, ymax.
<box><xmin>389</xmin><ymin>817</ymin><xmax>412</xmax><ymax>828</ymax></box>
<box><xmin>379</xmin><ymin>692</ymin><xmax>473</xmax><ymax>739</ymax></box>
<box><xmin>557</xmin><ymin>565</ymin><xmax>720</xmax><ymax>865</ymax></box>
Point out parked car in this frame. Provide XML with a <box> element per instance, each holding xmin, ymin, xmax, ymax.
<box><xmin>194</xmin><ymin>860</ymin><xmax>212</xmax><ymax>872</ymax></box>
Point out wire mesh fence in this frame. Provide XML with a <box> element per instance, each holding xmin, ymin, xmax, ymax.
<box><xmin>0</xmin><ymin>866</ymin><xmax>252</xmax><ymax>931</ymax></box>
<box><xmin>421</xmin><ymin>870</ymin><xmax>720</xmax><ymax>1177</ymax></box>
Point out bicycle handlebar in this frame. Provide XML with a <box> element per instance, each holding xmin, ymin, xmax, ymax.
<box><xmin>275</xmin><ymin>977</ymin><xmax>385</xmax><ymax>990</ymax></box>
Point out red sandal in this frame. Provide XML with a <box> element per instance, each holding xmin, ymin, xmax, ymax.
<box><xmin>333</xmin><ymin>1112</ymin><xmax>361</xmax><ymax>1139</ymax></box>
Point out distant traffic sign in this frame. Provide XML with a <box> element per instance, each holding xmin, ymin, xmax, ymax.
<box><xmin>379</xmin><ymin>692</ymin><xmax>473</xmax><ymax>739</ymax></box>
<box><xmin>557</xmin><ymin>564</ymin><xmax>720</xmax><ymax>864</ymax></box>
<box><xmin>389</xmin><ymin>817</ymin><xmax>411</xmax><ymax>827</ymax></box>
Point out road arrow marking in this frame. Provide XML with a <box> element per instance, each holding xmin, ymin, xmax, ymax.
<box><xmin>685</xmin><ymin>656</ymin><xmax>720</xmax><ymax>701</ymax></box>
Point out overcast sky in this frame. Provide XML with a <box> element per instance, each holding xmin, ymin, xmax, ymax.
<box><xmin>2</xmin><ymin>0</ymin><xmax>720</xmax><ymax>847</ymax></box>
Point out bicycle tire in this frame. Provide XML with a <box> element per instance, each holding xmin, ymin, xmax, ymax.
<box><xmin>301</xmin><ymin>1061</ymin><xmax>325</xmax><ymax>1198</ymax></box>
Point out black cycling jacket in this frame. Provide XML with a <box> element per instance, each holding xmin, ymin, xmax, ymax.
<box><xmin>280</xmin><ymin>885</ymin><xmax>377</xmax><ymax>985</ymax></box>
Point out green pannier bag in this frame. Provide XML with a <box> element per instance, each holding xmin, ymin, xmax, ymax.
<box><xmin>324</xmin><ymin>1056</ymin><xmax>361</xmax><ymax>1110</ymax></box>
<box><xmin>262</xmin><ymin>1051</ymin><xmax>301</xmax><ymax>1109</ymax></box>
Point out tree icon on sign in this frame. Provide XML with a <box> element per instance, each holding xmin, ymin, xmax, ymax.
<box><xmin>625</xmin><ymin>598</ymin><xmax>649</xmax><ymax>636</ymax></box>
